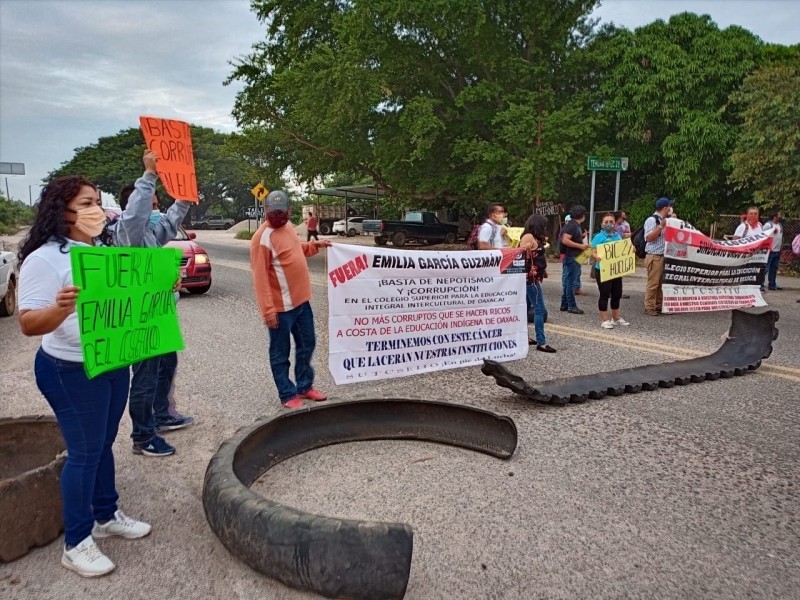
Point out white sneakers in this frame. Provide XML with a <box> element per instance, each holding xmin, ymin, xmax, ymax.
<box><xmin>62</xmin><ymin>511</ymin><xmax>151</xmax><ymax>578</ymax></box>
<box><xmin>601</xmin><ymin>318</ymin><xmax>631</xmax><ymax>329</ymax></box>
<box><xmin>92</xmin><ymin>510</ymin><xmax>151</xmax><ymax>539</ymax></box>
<box><xmin>62</xmin><ymin>536</ymin><xmax>115</xmax><ymax>578</ymax></box>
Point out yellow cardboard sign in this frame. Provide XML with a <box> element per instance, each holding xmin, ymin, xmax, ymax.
<box><xmin>598</xmin><ymin>238</ymin><xmax>636</xmax><ymax>282</ymax></box>
<box><xmin>251</xmin><ymin>182</ymin><xmax>269</xmax><ymax>201</ymax></box>
<box><xmin>506</xmin><ymin>227</ymin><xmax>524</xmax><ymax>248</ymax></box>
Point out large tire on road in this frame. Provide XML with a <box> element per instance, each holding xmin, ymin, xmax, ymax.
<box><xmin>0</xmin><ymin>276</ymin><xmax>16</xmax><ymax>317</ymax></box>
<box><xmin>348</xmin><ymin>228</ymin><xmax>357</xmax><ymax>237</ymax></box>
<box><xmin>444</xmin><ymin>232</ymin><xmax>457</xmax><ymax>244</ymax></box>
<box><xmin>375</xmin><ymin>236</ymin><xmax>388</xmax><ymax>246</ymax></box>
<box><xmin>319</xmin><ymin>222</ymin><xmax>332</xmax><ymax>235</ymax></box>
<box><xmin>202</xmin><ymin>399</ymin><xmax>517</xmax><ymax>600</ymax></box>
<box><xmin>392</xmin><ymin>231</ymin><xmax>407</xmax><ymax>247</ymax></box>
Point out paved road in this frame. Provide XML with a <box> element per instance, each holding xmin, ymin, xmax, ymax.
<box><xmin>1</xmin><ymin>230</ymin><xmax>798</xmax><ymax>600</ymax></box>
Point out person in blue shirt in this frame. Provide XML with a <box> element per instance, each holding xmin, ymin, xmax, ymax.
<box><xmin>591</xmin><ymin>213</ymin><xmax>630</xmax><ymax>329</ymax></box>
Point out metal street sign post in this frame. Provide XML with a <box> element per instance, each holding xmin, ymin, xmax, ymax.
<box><xmin>586</xmin><ymin>156</ymin><xmax>628</xmax><ymax>235</ymax></box>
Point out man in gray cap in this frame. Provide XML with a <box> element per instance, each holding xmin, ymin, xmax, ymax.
<box><xmin>249</xmin><ymin>190</ymin><xmax>332</xmax><ymax>408</ymax></box>
<box><xmin>643</xmin><ymin>197</ymin><xmax>675</xmax><ymax>316</ymax></box>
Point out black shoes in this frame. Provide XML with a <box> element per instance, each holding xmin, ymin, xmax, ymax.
<box><xmin>536</xmin><ymin>345</ymin><xmax>557</xmax><ymax>353</ymax></box>
<box><xmin>567</xmin><ymin>308</ymin><xmax>584</xmax><ymax>315</ymax></box>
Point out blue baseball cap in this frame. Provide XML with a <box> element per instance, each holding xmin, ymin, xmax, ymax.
<box><xmin>655</xmin><ymin>197</ymin><xmax>675</xmax><ymax>210</ymax></box>
<box><xmin>265</xmin><ymin>190</ymin><xmax>290</xmax><ymax>212</ymax></box>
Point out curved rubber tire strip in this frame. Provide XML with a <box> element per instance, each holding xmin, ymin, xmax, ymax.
<box><xmin>482</xmin><ymin>309</ymin><xmax>779</xmax><ymax>405</ymax></box>
<box><xmin>203</xmin><ymin>399</ymin><xmax>517</xmax><ymax>600</ymax></box>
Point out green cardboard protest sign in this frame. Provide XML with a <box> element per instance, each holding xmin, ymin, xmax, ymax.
<box><xmin>70</xmin><ymin>246</ymin><xmax>185</xmax><ymax>378</ymax></box>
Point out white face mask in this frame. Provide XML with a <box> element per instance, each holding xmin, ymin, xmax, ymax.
<box><xmin>500</xmin><ymin>217</ymin><xmax>508</xmax><ymax>226</ymax></box>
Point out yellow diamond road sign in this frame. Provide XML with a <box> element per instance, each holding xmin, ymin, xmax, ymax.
<box><xmin>251</xmin><ymin>182</ymin><xmax>269</xmax><ymax>201</ymax></box>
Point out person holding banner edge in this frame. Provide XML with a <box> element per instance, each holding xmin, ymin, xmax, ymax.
<box><xmin>111</xmin><ymin>150</ymin><xmax>194</xmax><ymax>457</ymax></box>
<box><xmin>18</xmin><ymin>176</ymin><xmax>151</xmax><ymax>578</ymax></box>
<box><xmin>250</xmin><ymin>190</ymin><xmax>331</xmax><ymax>409</ymax></box>
<box><xmin>591</xmin><ymin>213</ymin><xmax>630</xmax><ymax>329</ymax></box>
<box><xmin>643</xmin><ymin>197</ymin><xmax>674</xmax><ymax>316</ymax></box>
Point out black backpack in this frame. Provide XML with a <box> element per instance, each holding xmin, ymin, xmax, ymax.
<box><xmin>631</xmin><ymin>215</ymin><xmax>660</xmax><ymax>259</ymax></box>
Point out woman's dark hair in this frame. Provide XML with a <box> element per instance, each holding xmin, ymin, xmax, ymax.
<box><xmin>523</xmin><ymin>214</ymin><xmax>548</xmax><ymax>239</ymax></box>
<box><xmin>18</xmin><ymin>176</ymin><xmax>97</xmax><ymax>263</ymax></box>
<box><xmin>485</xmin><ymin>203</ymin><xmax>505</xmax><ymax>218</ymax></box>
<box><xmin>601</xmin><ymin>212</ymin><xmax>615</xmax><ymax>221</ymax></box>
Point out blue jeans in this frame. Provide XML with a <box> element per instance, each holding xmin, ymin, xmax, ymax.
<box><xmin>561</xmin><ymin>256</ymin><xmax>581</xmax><ymax>310</ymax></box>
<box><xmin>526</xmin><ymin>282</ymin><xmax>548</xmax><ymax>346</ymax></box>
<box><xmin>268</xmin><ymin>301</ymin><xmax>317</xmax><ymax>403</ymax></box>
<box><xmin>766</xmin><ymin>251</ymin><xmax>780</xmax><ymax>288</ymax></box>
<box><xmin>129</xmin><ymin>352</ymin><xmax>177</xmax><ymax>443</ymax></box>
<box><xmin>34</xmin><ymin>348</ymin><xmax>129</xmax><ymax>546</ymax></box>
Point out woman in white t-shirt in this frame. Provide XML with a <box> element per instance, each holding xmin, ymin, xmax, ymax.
<box><xmin>18</xmin><ymin>176</ymin><xmax>150</xmax><ymax>578</ymax></box>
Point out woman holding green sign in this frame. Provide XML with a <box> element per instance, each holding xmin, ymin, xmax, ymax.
<box><xmin>590</xmin><ymin>213</ymin><xmax>630</xmax><ymax>330</ymax></box>
<box><xmin>18</xmin><ymin>176</ymin><xmax>150</xmax><ymax>578</ymax></box>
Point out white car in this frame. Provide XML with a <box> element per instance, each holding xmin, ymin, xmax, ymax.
<box><xmin>0</xmin><ymin>249</ymin><xmax>18</xmax><ymax>317</ymax></box>
<box><xmin>332</xmin><ymin>216</ymin><xmax>367</xmax><ymax>237</ymax></box>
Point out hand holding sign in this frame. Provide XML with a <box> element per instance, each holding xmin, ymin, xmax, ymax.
<box><xmin>139</xmin><ymin>116</ymin><xmax>198</xmax><ymax>202</ymax></box>
<box><xmin>55</xmin><ymin>285</ymin><xmax>80</xmax><ymax>314</ymax></box>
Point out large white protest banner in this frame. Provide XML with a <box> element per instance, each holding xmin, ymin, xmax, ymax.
<box><xmin>662</xmin><ymin>219</ymin><xmax>773</xmax><ymax>313</ymax></box>
<box><xmin>327</xmin><ymin>245</ymin><xmax>528</xmax><ymax>384</ymax></box>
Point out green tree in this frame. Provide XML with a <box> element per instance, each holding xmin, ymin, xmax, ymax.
<box><xmin>729</xmin><ymin>60</ymin><xmax>800</xmax><ymax>215</ymax></box>
<box><xmin>229</xmin><ymin>0</ymin><xmax>602</xmax><ymax>215</ymax></box>
<box><xmin>597</xmin><ymin>13</ymin><xmax>764</xmax><ymax>225</ymax></box>
<box><xmin>48</xmin><ymin>126</ymin><xmax>277</xmax><ymax>219</ymax></box>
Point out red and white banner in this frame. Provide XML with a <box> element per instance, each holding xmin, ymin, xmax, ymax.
<box><xmin>662</xmin><ymin>219</ymin><xmax>773</xmax><ymax>313</ymax></box>
<box><xmin>327</xmin><ymin>245</ymin><xmax>527</xmax><ymax>384</ymax></box>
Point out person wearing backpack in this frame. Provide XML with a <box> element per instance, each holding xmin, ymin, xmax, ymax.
<box><xmin>559</xmin><ymin>205</ymin><xmax>589</xmax><ymax>314</ymax></box>
<box><xmin>476</xmin><ymin>204</ymin><xmax>510</xmax><ymax>249</ymax></box>
<box><xmin>643</xmin><ymin>197</ymin><xmax>674</xmax><ymax>316</ymax></box>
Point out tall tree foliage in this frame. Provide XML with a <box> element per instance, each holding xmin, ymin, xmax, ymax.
<box><xmin>48</xmin><ymin>127</ymin><xmax>275</xmax><ymax>218</ymax></box>
<box><xmin>597</xmin><ymin>13</ymin><xmax>763</xmax><ymax>224</ymax></box>
<box><xmin>729</xmin><ymin>59</ymin><xmax>800</xmax><ymax>215</ymax></box>
<box><xmin>229</xmin><ymin>0</ymin><xmax>601</xmax><ymax>214</ymax></box>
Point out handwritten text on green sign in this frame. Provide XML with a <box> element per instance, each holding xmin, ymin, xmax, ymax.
<box><xmin>70</xmin><ymin>246</ymin><xmax>185</xmax><ymax>378</ymax></box>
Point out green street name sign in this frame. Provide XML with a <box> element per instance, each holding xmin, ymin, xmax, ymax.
<box><xmin>587</xmin><ymin>156</ymin><xmax>628</xmax><ymax>172</ymax></box>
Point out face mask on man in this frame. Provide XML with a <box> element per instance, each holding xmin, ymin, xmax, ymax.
<box><xmin>67</xmin><ymin>205</ymin><xmax>107</xmax><ymax>238</ymax></box>
<box><xmin>500</xmin><ymin>217</ymin><xmax>508</xmax><ymax>226</ymax></box>
<box><xmin>267</xmin><ymin>210</ymin><xmax>289</xmax><ymax>228</ymax></box>
<box><xmin>148</xmin><ymin>210</ymin><xmax>161</xmax><ymax>229</ymax></box>
<box><xmin>602</xmin><ymin>223</ymin><xmax>615</xmax><ymax>233</ymax></box>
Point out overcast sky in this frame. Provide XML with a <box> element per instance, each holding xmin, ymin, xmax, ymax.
<box><xmin>1</xmin><ymin>0</ymin><xmax>798</xmax><ymax>204</ymax></box>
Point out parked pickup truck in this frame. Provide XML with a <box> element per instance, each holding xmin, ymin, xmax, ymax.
<box><xmin>1</xmin><ymin>249</ymin><xmax>18</xmax><ymax>317</ymax></box>
<box><xmin>191</xmin><ymin>214</ymin><xmax>235</xmax><ymax>230</ymax></box>
<box><xmin>363</xmin><ymin>211</ymin><xmax>460</xmax><ymax>247</ymax></box>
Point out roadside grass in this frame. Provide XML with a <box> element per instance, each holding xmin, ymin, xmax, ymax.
<box><xmin>235</xmin><ymin>230</ymin><xmax>255</xmax><ymax>240</ymax></box>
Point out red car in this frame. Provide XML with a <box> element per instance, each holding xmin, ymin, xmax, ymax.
<box><xmin>167</xmin><ymin>228</ymin><xmax>212</xmax><ymax>295</ymax></box>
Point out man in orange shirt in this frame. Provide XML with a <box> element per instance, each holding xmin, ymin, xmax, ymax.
<box><xmin>250</xmin><ymin>191</ymin><xmax>332</xmax><ymax>408</ymax></box>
